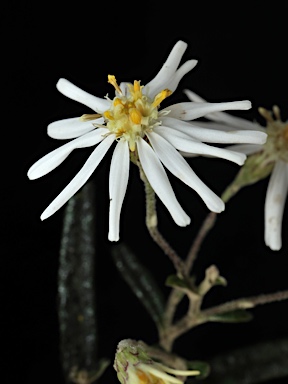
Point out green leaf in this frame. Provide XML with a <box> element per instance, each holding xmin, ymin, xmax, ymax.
<box><xmin>208</xmin><ymin>309</ymin><xmax>253</xmax><ymax>323</ymax></box>
<box><xmin>186</xmin><ymin>360</ymin><xmax>211</xmax><ymax>380</ymax></box>
<box><xmin>165</xmin><ymin>274</ymin><xmax>190</xmax><ymax>290</ymax></box>
<box><xmin>111</xmin><ymin>243</ymin><xmax>166</xmax><ymax>328</ymax></box>
<box><xmin>213</xmin><ymin>276</ymin><xmax>228</xmax><ymax>287</ymax></box>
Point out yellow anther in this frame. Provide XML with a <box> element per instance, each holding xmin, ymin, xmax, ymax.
<box><xmin>108</xmin><ymin>75</ymin><xmax>123</xmax><ymax>95</ymax></box>
<box><xmin>152</xmin><ymin>89</ymin><xmax>172</xmax><ymax>108</ymax></box>
<box><xmin>113</xmin><ymin>98</ymin><xmax>123</xmax><ymax>106</ymax></box>
<box><xmin>79</xmin><ymin>113</ymin><xmax>102</xmax><ymax>121</ymax></box>
<box><xmin>129</xmin><ymin>108</ymin><xmax>142</xmax><ymax>124</ymax></box>
<box><xmin>104</xmin><ymin>110</ymin><xmax>114</xmax><ymax>120</ymax></box>
<box><xmin>134</xmin><ymin>80</ymin><xmax>141</xmax><ymax>92</ymax></box>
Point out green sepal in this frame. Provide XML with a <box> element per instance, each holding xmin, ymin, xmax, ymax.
<box><xmin>221</xmin><ymin>152</ymin><xmax>274</xmax><ymax>203</ymax></box>
<box><xmin>111</xmin><ymin>243</ymin><xmax>166</xmax><ymax>328</ymax></box>
<box><xmin>208</xmin><ymin>309</ymin><xmax>253</xmax><ymax>323</ymax></box>
<box><xmin>186</xmin><ymin>360</ymin><xmax>211</xmax><ymax>380</ymax></box>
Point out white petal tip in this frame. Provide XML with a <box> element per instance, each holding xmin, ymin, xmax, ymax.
<box><xmin>259</xmin><ymin>132</ymin><xmax>268</xmax><ymax>144</ymax></box>
<box><xmin>176</xmin><ymin>216</ymin><xmax>191</xmax><ymax>227</ymax></box>
<box><xmin>27</xmin><ymin>168</ymin><xmax>38</xmax><ymax>180</ymax></box>
<box><xmin>266</xmin><ymin>242</ymin><xmax>281</xmax><ymax>251</ymax></box>
<box><xmin>56</xmin><ymin>78</ymin><xmax>68</xmax><ymax>88</ymax></box>
<box><xmin>108</xmin><ymin>235</ymin><xmax>120</xmax><ymax>242</ymax></box>
<box><xmin>207</xmin><ymin>199</ymin><xmax>225</xmax><ymax>213</ymax></box>
<box><xmin>40</xmin><ymin>210</ymin><xmax>51</xmax><ymax>221</ymax></box>
<box><xmin>241</xmin><ymin>100</ymin><xmax>252</xmax><ymax>110</ymax></box>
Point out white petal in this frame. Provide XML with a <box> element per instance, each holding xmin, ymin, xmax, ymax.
<box><xmin>108</xmin><ymin>140</ymin><xmax>130</xmax><ymax>242</ymax></box>
<box><xmin>40</xmin><ymin>134</ymin><xmax>116</xmax><ymax>220</ymax></box>
<box><xmin>27</xmin><ymin>128</ymin><xmax>109</xmax><ymax>179</ymax></box>
<box><xmin>154</xmin><ymin>126</ymin><xmax>246</xmax><ymax>165</ymax></box>
<box><xmin>165</xmin><ymin>60</ymin><xmax>198</xmax><ymax>93</ymax></box>
<box><xmin>119</xmin><ymin>82</ymin><xmax>130</xmax><ymax>96</ymax></box>
<box><xmin>56</xmin><ymin>78</ymin><xmax>110</xmax><ymax>113</ymax></box>
<box><xmin>162</xmin><ymin>100</ymin><xmax>252</xmax><ymax>121</ymax></box>
<box><xmin>184</xmin><ymin>89</ymin><xmax>261</xmax><ymax>130</ymax></box>
<box><xmin>136</xmin><ymin>137</ymin><xmax>190</xmax><ymax>226</ymax></box>
<box><xmin>147</xmin><ymin>132</ymin><xmax>224</xmax><ymax>213</ymax></box>
<box><xmin>224</xmin><ymin>144</ymin><xmax>263</xmax><ymax>155</ymax></box>
<box><xmin>160</xmin><ymin>117</ymin><xmax>267</xmax><ymax>144</ymax></box>
<box><xmin>143</xmin><ymin>40</ymin><xmax>188</xmax><ymax>98</ymax></box>
<box><xmin>181</xmin><ymin>120</ymin><xmax>246</xmax><ymax>132</ymax></box>
<box><xmin>264</xmin><ymin>160</ymin><xmax>288</xmax><ymax>250</ymax></box>
<box><xmin>48</xmin><ymin>117</ymin><xmax>105</xmax><ymax>139</ymax></box>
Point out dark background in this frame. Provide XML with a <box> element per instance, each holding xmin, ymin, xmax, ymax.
<box><xmin>3</xmin><ymin>2</ymin><xmax>288</xmax><ymax>384</ymax></box>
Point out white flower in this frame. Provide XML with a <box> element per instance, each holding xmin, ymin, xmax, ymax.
<box><xmin>27</xmin><ymin>40</ymin><xmax>267</xmax><ymax>241</ymax></box>
<box><xmin>184</xmin><ymin>89</ymin><xmax>287</xmax><ymax>251</ymax></box>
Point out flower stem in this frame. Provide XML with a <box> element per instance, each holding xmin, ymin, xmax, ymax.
<box><xmin>185</xmin><ymin>211</ymin><xmax>218</xmax><ymax>273</ymax></box>
<box><xmin>201</xmin><ymin>289</ymin><xmax>288</xmax><ymax>317</ymax></box>
<box><xmin>137</xmin><ymin>161</ymin><xmax>187</xmax><ymax>278</ymax></box>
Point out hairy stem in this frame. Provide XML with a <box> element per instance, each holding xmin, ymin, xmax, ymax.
<box><xmin>138</xmin><ymin>161</ymin><xmax>187</xmax><ymax>278</ymax></box>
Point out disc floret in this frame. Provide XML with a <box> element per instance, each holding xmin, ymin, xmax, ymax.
<box><xmin>102</xmin><ymin>75</ymin><xmax>172</xmax><ymax>151</ymax></box>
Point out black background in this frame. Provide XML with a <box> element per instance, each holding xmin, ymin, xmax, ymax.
<box><xmin>3</xmin><ymin>2</ymin><xmax>288</xmax><ymax>384</ymax></box>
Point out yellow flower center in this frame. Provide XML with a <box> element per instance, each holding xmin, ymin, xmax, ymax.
<box><xmin>102</xmin><ymin>75</ymin><xmax>172</xmax><ymax>151</ymax></box>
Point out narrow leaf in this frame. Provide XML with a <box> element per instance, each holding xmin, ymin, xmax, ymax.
<box><xmin>165</xmin><ymin>274</ymin><xmax>190</xmax><ymax>290</ymax></box>
<box><xmin>208</xmin><ymin>309</ymin><xmax>253</xmax><ymax>323</ymax></box>
<box><xmin>58</xmin><ymin>181</ymin><xmax>99</xmax><ymax>379</ymax></box>
<box><xmin>111</xmin><ymin>243</ymin><xmax>166</xmax><ymax>328</ymax></box>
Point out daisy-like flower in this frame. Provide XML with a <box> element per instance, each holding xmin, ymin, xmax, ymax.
<box><xmin>114</xmin><ymin>339</ymin><xmax>199</xmax><ymax>384</ymax></box>
<box><xmin>27</xmin><ymin>40</ymin><xmax>267</xmax><ymax>241</ymax></box>
<box><xmin>184</xmin><ymin>89</ymin><xmax>287</xmax><ymax>251</ymax></box>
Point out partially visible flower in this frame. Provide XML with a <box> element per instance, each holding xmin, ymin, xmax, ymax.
<box><xmin>184</xmin><ymin>89</ymin><xmax>287</xmax><ymax>251</ymax></box>
<box><xmin>114</xmin><ymin>339</ymin><xmax>199</xmax><ymax>384</ymax></box>
<box><xmin>27</xmin><ymin>40</ymin><xmax>267</xmax><ymax>241</ymax></box>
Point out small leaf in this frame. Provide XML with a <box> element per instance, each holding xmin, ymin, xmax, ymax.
<box><xmin>213</xmin><ymin>276</ymin><xmax>228</xmax><ymax>287</ymax></box>
<box><xmin>208</xmin><ymin>309</ymin><xmax>253</xmax><ymax>323</ymax></box>
<box><xmin>165</xmin><ymin>274</ymin><xmax>190</xmax><ymax>290</ymax></box>
<box><xmin>186</xmin><ymin>360</ymin><xmax>210</xmax><ymax>380</ymax></box>
<box><xmin>111</xmin><ymin>243</ymin><xmax>166</xmax><ymax>328</ymax></box>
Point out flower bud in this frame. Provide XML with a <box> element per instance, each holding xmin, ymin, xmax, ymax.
<box><xmin>114</xmin><ymin>339</ymin><xmax>199</xmax><ymax>384</ymax></box>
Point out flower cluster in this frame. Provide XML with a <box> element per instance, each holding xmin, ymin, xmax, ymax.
<box><xmin>185</xmin><ymin>90</ymin><xmax>288</xmax><ymax>250</ymax></box>
<box><xmin>27</xmin><ymin>40</ymin><xmax>267</xmax><ymax>241</ymax></box>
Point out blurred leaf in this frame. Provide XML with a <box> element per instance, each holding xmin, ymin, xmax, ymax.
<box><xmin>203</xmin><ymin>337</ymin><xmax>288</xmax><ymax>384</ymax></box>
<box><xmin>165</xmin><ymin>274</ymin><xmax>190</xmax><ymax>290</ymax></box>
<box><xmin>208</xmin><ymin>309</ymin><xmax>253</xmax><ymax>323</ymax></box>
<box><xmin>186</xmin><ymin>360</ymin><xmax>211</xmax><ymax>380</ymax></box>
<box><xmin>58</xmin><ymin>181</ymin><xmax>100</xmax><ymax>379</ymax></box>
<box><xmin>111</xmin><ymin>243</ymin><xmax>166</xmax><ymax>328</ymax></box>
<box><xmin>213</xmin><ymin>276</ymin><xmax>228</xmax><ymax>287</ymax></box>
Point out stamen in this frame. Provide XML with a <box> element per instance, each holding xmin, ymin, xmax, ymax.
<box><xmin>114</xmin><ymin>98</ymin><xmax>123</xmax><ymax>106</ymax></box>
<box><xmin>258</xmin><ymin>107</ymin><xmax>274</xmax><ymax>122</ymax></box>
<box><xmin>152</xmin><ymin>89</ymin><xmax>172</xmax><ymax>108</ymax></box>
<box><xmin>108</xmin><ymin>75</ymin><xmax>123</xmax><ymax>95</ymax></box>
<box><xmin>129</xmin><ymin>108</ymin><xmax>142</xmax><ymax>124</ymax></box>
<box><xmin>273</xmin><ymin>105</ymin><xmax>281</xmax><ymax>120</ymax></box>
<box><xmin>104</xmin><ymin>110</ymin><xmax>114</xmax><ymax>120</ymax></box>
<box><xmin>134</xmin><ymin>80</ymin><xmax>141</xmax><ymax>92</ymax></box>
